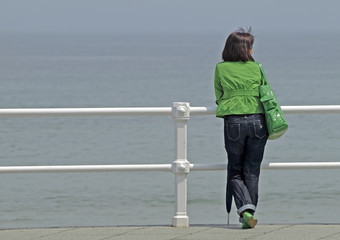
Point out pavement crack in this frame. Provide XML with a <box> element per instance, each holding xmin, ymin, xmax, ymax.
<box><xmin>169</xmin><ymin>227</ymin><xmax>213</xmax><ymax>240</ymax></box>
<box><xmin>33</xmin><ymin>228</ymin><xmax>77</xmax><ymax>240</ymax></box>
<box><xmin>317</xmin><ymin>231</ymin><xmax>340</xmax><ymax>240</ymax></box>
<box><xmin>99</xmin><ymin>227</ymin><xmax>147</xmax><ymax>240</ymax></box>
<box><xmin>245</xmin><ymin>225</ymin><xmax>294</xmax><ymax>240</ymax></box>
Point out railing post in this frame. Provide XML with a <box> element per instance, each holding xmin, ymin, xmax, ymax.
<box><xmin>171</xmin><ymin>102</ymin><xmax>190</xmax><ymax>227</ymax></box>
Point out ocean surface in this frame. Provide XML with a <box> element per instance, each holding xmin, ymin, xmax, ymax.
<box><xmin>0</xmin><ymin>31</ymin><xmax>339</xmax><ymax>228</ymax></box>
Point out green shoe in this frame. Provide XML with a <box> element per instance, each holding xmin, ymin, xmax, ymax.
<box><xmin>243</xmin><ymin>212</ymin><xmax>258</xmax><ymax>228</ymax></box>
<box><xmin>242</xmin><ymin>223</ymin><xmax>251</xmax><ymax>229</ymax></box>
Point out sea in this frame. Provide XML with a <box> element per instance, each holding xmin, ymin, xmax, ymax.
<box><xmin>0</xmin><ymin>31</ymin><xmax>339</xmax><ymax>228</ymax></box>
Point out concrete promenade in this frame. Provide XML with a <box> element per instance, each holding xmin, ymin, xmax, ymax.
<box><xmin>1</xmin><ymin>224</ymin><xmax>340</xmax><ymax>240</ymax></box>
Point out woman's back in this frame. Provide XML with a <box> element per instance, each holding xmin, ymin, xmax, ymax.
<box><xmin>214</xmin><ymin>61</ymin><xmax>264</xmax><ymax>117</ymax></box>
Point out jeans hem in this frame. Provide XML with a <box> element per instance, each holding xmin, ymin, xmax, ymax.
<box><xmin>237</xmin><ymin>204</ymin><xmax>256</xmax><ymax>216</ymax></box>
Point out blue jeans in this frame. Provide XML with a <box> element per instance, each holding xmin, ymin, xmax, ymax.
<box><xmin>224</xmin><ymin>114</ymin><xmax>268</xmax><ymax>217</ymax></box>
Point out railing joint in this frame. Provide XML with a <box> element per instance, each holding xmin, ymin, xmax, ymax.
<box><xmin>172</xmin><ymin>160</ymin><xmax>191</xmax><ymax>174</ymax></box>
<box><xmin>171</xmin><ymin>102</ymin><xmax>190</xmax><ymax>121</ymax></box>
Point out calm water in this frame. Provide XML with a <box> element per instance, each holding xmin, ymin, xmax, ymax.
<box><xmin>0</xmin><ymin>32</ymin><xmax>339</xmax><ymax>228</ymax></box>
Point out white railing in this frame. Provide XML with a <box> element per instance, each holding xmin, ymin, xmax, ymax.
<box><xmin>1</xmin><ymin>103</ymin><xmax>340</xmax><ymax>227</ymax></box>
<box><xmin>1</xmin><ymin>105</ymin><xmax>340</xmax><ymax>117</ymax></box>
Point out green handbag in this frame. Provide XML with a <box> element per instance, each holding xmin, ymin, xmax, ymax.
<box><xmin>259</xmin><ymin>64</ymin><xmax>288</xmax><ymax>140</ymax></box>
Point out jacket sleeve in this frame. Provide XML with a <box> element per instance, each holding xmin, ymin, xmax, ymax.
<box><xmin>214</xmin><ymin>65</ymin><xmax>223</xmax><ymax>105</ymax></box>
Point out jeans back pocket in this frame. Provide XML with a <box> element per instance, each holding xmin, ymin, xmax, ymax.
<box><xmin>225</xmin><ymin>123</ymin><xmax>241</xmax><ymax>141</ymax></box>
<box><xmin>253</xmin><ymin>122</ymin><xmax>267</xmax><ymax>139</ymax></box>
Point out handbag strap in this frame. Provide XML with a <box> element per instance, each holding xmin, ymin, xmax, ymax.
<box><xmin>259</xmin><ymin>63</ymin><xmax>269</xmax><ymax>86</ymax></box>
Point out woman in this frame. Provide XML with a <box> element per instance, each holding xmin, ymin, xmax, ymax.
<box><xmin>214</xmin><ymin>28</ymin><xmax>268</xmax><ymax>229</ymax></box>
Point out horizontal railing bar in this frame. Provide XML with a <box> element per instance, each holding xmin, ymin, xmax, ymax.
<box><xmin>191</xmin><ymin>162</ymin><xmax>340</xmax><ymax>171</ymax></box>
<box><xmin>0</xmin><ymin>105</ymin><xmax>339</xmax><ymax>118</ymax></box>
<box><xmin>190</xmin><ymin>105</ymin><xmax>340</xmax><ymax>115</ymax></box>
<box><xmin>282</xmin><ymin>105</ymin><xmax>340</xmax><ymax>114</ymax></box>
<box><xmin>0</xmin><ymin>107</ymin><xmax>173</xmax><ymax>117</ymax></box>
<box><xmin>261</xmin><ymin>162</ymin><xmax>340</xmax><ymax>170</ymax></box>
<box><xmin>1</xmin><ymin>162</ymin><xmax>340</xmax><ymax>174</ymax></box>
<box><xmin>0</xmin><ymin>164</ymin><xmax>172</xmax><ymax>174</ymax></box>
<box><xmin>190</xmin><ymin>106</ymin><xmax>216</xmax><ymax>115</ymax></box>
<box><xmin>190</xmin><ymin>163</ymin><xmax>227</xmax><ymax>171</ymax></box>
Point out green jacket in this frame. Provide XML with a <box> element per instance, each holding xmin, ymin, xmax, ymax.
<box><xmin>214</xmin><ymin>61</ymin><xmax>264</xmax><ymax>118</ymax></box>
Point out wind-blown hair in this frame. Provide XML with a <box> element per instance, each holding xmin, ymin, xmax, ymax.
<box><xmin>222</xmin><ymin>27</ymin><xmax>255</xmax><ymax>62</ymax></box>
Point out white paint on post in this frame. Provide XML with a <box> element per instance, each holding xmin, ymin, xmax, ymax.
<box><xmin>171</xmin><ymin>102</ymin><xmax>190</xmax><ymax>228</ymax></box>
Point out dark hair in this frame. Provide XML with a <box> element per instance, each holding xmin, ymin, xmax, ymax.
<box><xmin>222</xmin><ymin>27</ymin><xmax>255</xmax><ymax>62</ymax></box>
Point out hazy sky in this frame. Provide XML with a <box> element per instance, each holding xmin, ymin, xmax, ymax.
<box><xmin>1</xmin><ymin>0</ymin><xmax>339</xmax><ymax>34</ymax></box>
